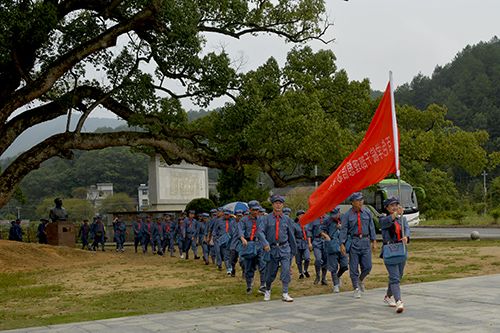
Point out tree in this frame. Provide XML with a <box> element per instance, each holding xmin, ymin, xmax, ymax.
<box><xmin>99</xmin><ymin>192</ymin><xmax>135</xmax><ymax>214</ymax></box>
<box><xmin>36</xmin><ymin>197</ymin><xmax>95</xmax><ymax>221</ymax></box>
<box><xmin>0</xmin><ymin>0</ymin><xmax>332</xmax><ymax>207</ymax></box>
<box><xmin>185</xmin><ymin>198</ymin><xmax>216</xmax><ymax>214</ymax></box>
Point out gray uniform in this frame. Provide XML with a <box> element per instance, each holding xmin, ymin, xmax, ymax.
<box><xmin>258</xmin><ymin>212</ymin><xmax>297</xmax><ymax>294</ymax></box>
<box><xmin>340</xmin><ymin>207</ymin><xmax>377</xmax><ymax>290</ymax></box>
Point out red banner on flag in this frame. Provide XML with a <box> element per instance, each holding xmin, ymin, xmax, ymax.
<box><xmin>300</xmin><ymin>82</ymin><xmax>399</xmax><ymax>226</ymax></box>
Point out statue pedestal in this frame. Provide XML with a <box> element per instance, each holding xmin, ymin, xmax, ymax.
<box><xmin>46</xmin><ymin>222</ymin><xmax>76</xmax><ymax>247</ymax></box>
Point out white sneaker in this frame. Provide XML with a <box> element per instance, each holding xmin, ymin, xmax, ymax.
<box><xmin>180</xmin><ymin>254</ymin><xmax>185</xmax><ymax>259</ymax></box>
<box><xmin>384</xmin><ymin>295</ymin><xmax>397</xmax><ymax>307</ymax></box>
<box><xmin>359</xmin><ymin>281</ymin><xmax>365</xmax><ymax>292</ymax></box>
<box><xmin>333</xmin><ymin>285</ymin><xmax>340</xmax><ymax>293</ymax></box>
<box><xmin>264</xmin><ymin>290</ymin><xmax>271</xmax><ymax>301</ymax></box>
<box><xmin>282</xmin><ymin>293</ymin><xmax>294</xmax><ymax>302</ymax></box>
<box><xmin>396</xmin><ymin>300</ymin><xmax>404</xmax><ymax>313</ymax></box>
<box><xmin>353</xmin><ymin>288</ymin><xmax>361</xmax><ymax>299</ymax></box>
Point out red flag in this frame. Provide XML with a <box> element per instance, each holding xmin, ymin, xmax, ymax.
<box><xmin>300</xmin><ymin>81</ymin><xmax>399</xmax><ymax>226</ymax></box>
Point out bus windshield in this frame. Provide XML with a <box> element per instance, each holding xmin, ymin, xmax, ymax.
<box><xmin>383</xmin><ymin>184</ymin><xmax>418</xmax><ymax>211</ymax></box>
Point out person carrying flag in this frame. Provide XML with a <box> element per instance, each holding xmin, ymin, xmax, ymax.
<box><xmin>340</xmin><ymin>192</ymin><xmax>377</xmax><ymax>298</ymax></box>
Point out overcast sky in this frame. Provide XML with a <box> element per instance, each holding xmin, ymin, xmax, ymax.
<box><xmin>97</xmin><ymin>0</ymin><xmax>500</xmax><ymax>116</ymax></box>
<box><xmin>193</xmin><ymin>0</ymin><xmax>500</xmax><ymax>107</ymax></box>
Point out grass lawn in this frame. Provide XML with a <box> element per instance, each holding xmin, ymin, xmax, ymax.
<box><xmin>1</xmin><ymin>239</ymin><xmax>500</xmax><ymax>330</ymax></box>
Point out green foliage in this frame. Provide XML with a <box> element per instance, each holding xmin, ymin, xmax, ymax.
<box><xmin>185</xmin><ymin>198</ymin><xmax>216</xmax><ymax>214</ymax></box>
<box><xmin>450</xmin><ymin>210</ymin><xmax>466</xmax><ymax>224</ymax></box>
<box><xmin>490</xmin><ymin>208</ymin><xmax>500</xmax><ymax>224</ymax></box>
<box><xmin>491</xmin><ymin>176</ymin><xmax>500</xmax><ymax>207</ymax></box>
<box><xmin>216</xmin><ymin>165</ymin><xmax>268</xmax><ymax>203</ymax></box>
<box><xmin>396</xmin><ymin>37</ymin><xmax>500</xmax><ymax>150</ymax></box>
<box><xmin>35</xmin><ymin>197</ymin><xmax>94</xmax><ymax>222</ymax></box>
<box><xmin>99</xmin><ymin>193</ymin><xmax>135</xmax><ymax>214</ymax></box>
<box><xmin>17</xmin><ymin>147</ymin><xmax>148</xmax><ymax>218</ymax></box>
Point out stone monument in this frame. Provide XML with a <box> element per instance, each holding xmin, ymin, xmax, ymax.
<box><xmin>148</xmin><ymin>155</ymin><xmax>209</xmax><ymax>211</ymax></box>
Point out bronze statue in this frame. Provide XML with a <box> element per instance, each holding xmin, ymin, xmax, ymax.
<box><xmin>49</xmin><ymin>198</ymin><xmax>68</xmax><ymax>222</ymax></box>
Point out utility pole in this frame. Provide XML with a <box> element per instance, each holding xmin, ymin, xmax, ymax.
<box><xmin>482</xmin><ymin>170</ymin><xmax>488</xmax><ymax>215</ymax></box>
<box><xmin>314</xmin><ymin>165</ymin><xmax>318</xmax><ymax>189</ymax></box>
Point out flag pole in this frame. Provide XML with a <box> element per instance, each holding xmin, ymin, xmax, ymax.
<box><xmin>389</xmin><ymin>71</ymin><xmax>405</xmax><ymax>240</ymax></box>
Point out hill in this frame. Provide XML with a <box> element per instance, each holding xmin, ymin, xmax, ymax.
<box><xmin>1</xmin><ymin>117</ymin><xmax>126</xmax><ymax>159</ymax></box>
<box><xmin>395</xmin><ymin>36</ymin><xmax>500</xmax><ymax>150</ymax></box>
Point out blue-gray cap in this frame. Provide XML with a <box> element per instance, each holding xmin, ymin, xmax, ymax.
<box><xmin>296</xmin><ymin>209</ymin><xmax>305</xmax><ymax>216</ymax></box>
<box><xmin>270</xmin><ymin>194</ymin><xmax>285</xmax><ymax>203</ymax></box>
<box><xmin>383</xmin><ymin>196</ymin><xmax>400</xmax><ymax>207</ymax></box>
<box><xmin>259</xmin><ymin>207</ymin><xmax>266</xmax><ymax>213</ymax></box>
<box><xmin>201</xmin><ymin>213</ymin><xmax>210</xmax><ymax>218</ymax></box>
<box><xmin>210</xmin><ymin>208</ymin><xmax>217</xmax><ymax>214</ymax></box>
<box><xmin>349</xmin><ymin>192</ymin><xmax>364</xmax><ymax>202</ymax></box>
<box><xmin>235</xmin><ymin>209</ymin><xmax>244</xmax><ymax>216</ymax></box>
<box><xmin>283</xmin><ymin>207</ymin><xmax>292</xmax><ymax>213</ymax></box>
<box><xmin>188</xmin><ymin>210</ymin><xmax>196</xmax><ymax>214</ymax></box>
<box><xmin>248</xmin><ymin>200</ymin><xmax>260</xmax><ymax>209</ymax></box>
<box><xmin>224</xmin><ymin>209</ymin><xmax>232</xmax><ymax>214</ymax></box>
<box><xmin>217</xmin><ymin>207</ymin><xmax>224</xmax><ymax>212</ymax></box>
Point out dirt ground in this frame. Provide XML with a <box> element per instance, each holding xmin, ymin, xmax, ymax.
<box><xmin>2</xmin><ymin>239</ymin><xmax>500</xmax><ymax>296</ymax></box>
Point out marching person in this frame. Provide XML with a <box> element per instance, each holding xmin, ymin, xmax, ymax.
<box><xmin>113</xmin><ymin>215</ymin><xmax>127</xmax><ymax>252</ymax></box>
<box><xmin>239</xmin><ymin>200</ymin><xmax>267</xmax><ymax>294</ymax></box>
<box><xmin>340</xmin><ymin>192</ymin><xmax>377</xmax><ymax>298</ymax></box>
<box><xmin>210</xmin><ymin>209</ymin><xmax>234</xmax><ymax>274</ymax></box>
<box><xmin>293</xmin><ymin>210</ymin><xmax>311</xmax><ymax>279</ymax></box>
<box><xmin>91</xmin><ymin>216</ymin><xmax>106</xmax><ymax>251</ymax></box>
<box><xmin>283</xmin><ymin>207</ymin><xmax>292</xmax><ymax>217</ymax></box>
<box><xmin>140</xmin><ymin>215</ymin><xmax>154</xmax><ymax>254</ymax></box>
<box><xmin>78</xmin><ymin>219</ymin><xmax>91</xmax><ymax>250</ymax></box>
<box><xmin>153</xmin><ymin>217</ymin><xmax>164</xmax><ymax>255</ymax></box>
<box><xmin>206</xmin><ymin>208</ymin><xmax>219</xmax><ymax>264</ymax></box>
<box><xmin>8</xmin><ymin>219</ymin><xmax>23</xmax><ymax>242</ymax></box>
<box><xmin>183</xmin><ymin>210</ymin><xmax>199</xmax><ymax>260</ymax></box>
<box><xmin>258</xmin><ymin>194</ymin><xmax>297</xmax><ymax>302</ymax></box>
<box><xmin>37</xmin><ymin>218</ymin><xmax>49</xmax><ymax>244</ymax></box>
<box><xmin>320</xmin><ymin>207</ymin><xmax>348</xmax><ymax>293</ymax></box>
<box><xmin>198</xmin><ymin>213</ymin><xmax>211</xmax><ymax>265</ymax></box>
<box><xmin>307</xmin><ymin>214</ymin><xmax>328</xmax><ymax>286</ymax></box>
<box><xmin>229</xmin><ymin>209</ymin><xmax>244</xmax><ymax>277</ymax></box>
<box><xmin>132</xmin><ymin>215</ymin><xmax>143</xmax><ymax>253</ymax></box>
<box><xmin>163</xmin><ymin>214</ymin><xmax>175</xmax><ymax>257</ymax></box>
<box><xmin>176</xmin><ymin>216</ymin><xmax>186</xmax><ymax>258</ymax></box>
<box><xmin>380</xmin><ymin>197</ymin><xmax>410</xmax><ymax>313</ymax></box>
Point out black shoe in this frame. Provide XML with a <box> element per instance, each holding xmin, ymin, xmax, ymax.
<box><xmin>205</xmin><ymin>260</ymin><xmax>209</xmax><ymax>265</ymax></box>
<box><xmin>217</xmin><ymin>265</ymin><xmax>222</xmax><ymax>271</ymax></box>
<box><xmin>299</xmin><ymin>273</ymin><xmax>304</xmax><ymax>279</ymax></box>
<box><xmin>314</xmin><ymin>276</ymin><xmax>320</xmax><ymax>285</ymax></box>
<box><xmin>246</xmin><ymin>287</ymin><xmax>252</xmax><ymax>295</ymax></box>
<box><xmin>321</xmin><ymin>280</ymin><xmax>328</xmax><ymax>286</ymax></box>
<box><xmin>194</xmin><ymin>256</ymin><xmax>200</xmax><ymax>260</ymax></box>
<box><xmin>258</xmin><ymin>285</ymin><xmax>267</xmax><ymax>294</ymax></box>
<box><xmin>304</xmin><ymin>271</ymin><xmax>310</xmax><ymax>278</ymax></box>
<box><xmin>231</xmin><ymin>270</ymin><xmax>236</xmax><ymax>277</ymax></box>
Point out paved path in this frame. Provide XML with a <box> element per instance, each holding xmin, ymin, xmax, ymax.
<box><xmin>5</xmin><ymin>274</ymin><xmax>500</xmax><ymax>333</ymax></box>
<box><xmin>411</xmin><ymin>226</ymin><xmax>500</xmax><ymax>239</ymax></box>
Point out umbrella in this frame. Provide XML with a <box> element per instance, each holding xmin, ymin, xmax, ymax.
<box><xmin>222</xmin><ymin>201</ymin><xmax>249</xmax><ymax>213</ymax></box>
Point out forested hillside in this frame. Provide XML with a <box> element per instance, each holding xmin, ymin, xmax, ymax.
<box><xmin>396</xmin><ymin>37</ymin><xmax>500</xmax><ymax>151</ymax></box>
